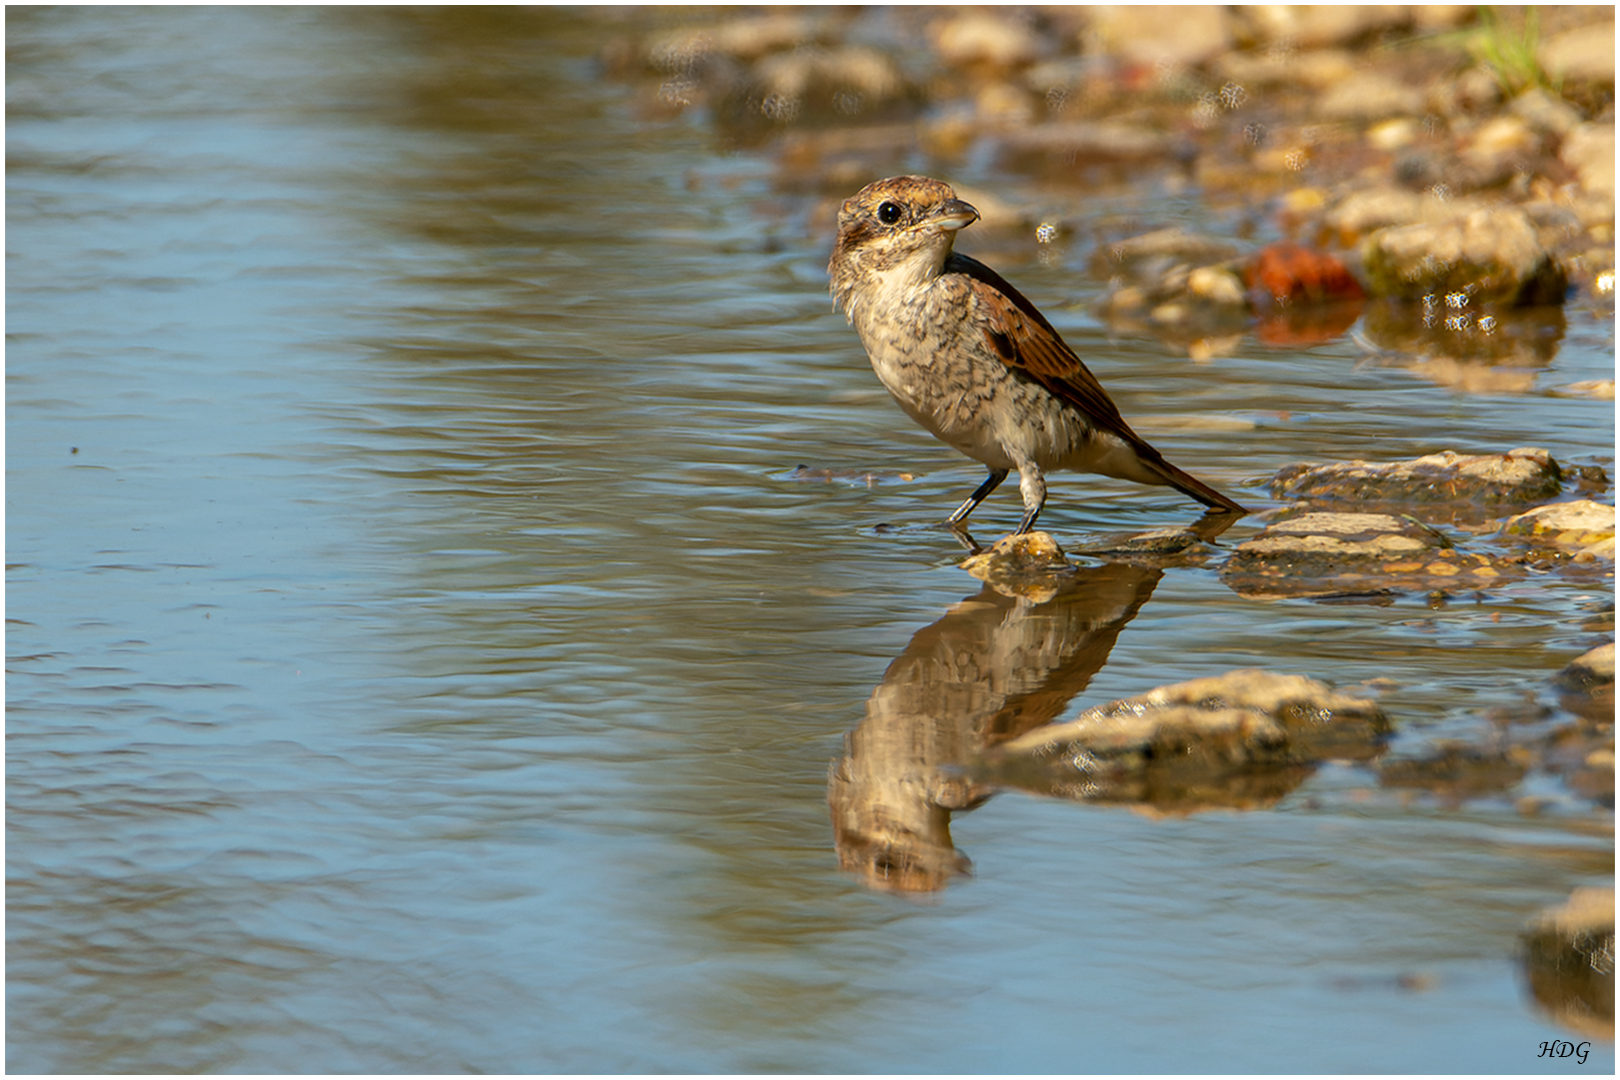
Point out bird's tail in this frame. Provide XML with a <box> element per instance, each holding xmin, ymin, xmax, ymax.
<box><xmin>1139</xmin><ymin>446</ymin><xmax>1248</xmax><ymax>514</ymax></box>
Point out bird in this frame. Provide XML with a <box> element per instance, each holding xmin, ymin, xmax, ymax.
<box><xmin>827</xmin><ymin>175</ymin><xmax>1246</xmax><ymax>534</ymax></box>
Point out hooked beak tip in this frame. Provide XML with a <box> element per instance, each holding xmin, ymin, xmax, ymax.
<box><xmin>936</xmin><ymin>198</ymin><xmax>980</xmax><ymax>232</ymax></box>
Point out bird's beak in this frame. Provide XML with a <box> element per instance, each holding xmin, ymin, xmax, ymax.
<box><xmin>932</xmin><ymin>198</ymin><xmax>980</xmax><ymax>232</ymax></box>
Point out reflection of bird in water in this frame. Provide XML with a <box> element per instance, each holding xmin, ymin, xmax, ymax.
<box><xmin>828</xmin><ymin>561</ymin><xmax>1164</xmax><ymax>894</ymax></box>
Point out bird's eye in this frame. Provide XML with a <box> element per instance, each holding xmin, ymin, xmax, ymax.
<box><xmin>876</xmin><ymin>201</ymin><xmax>903</xmax><ymax>225</ymax></box>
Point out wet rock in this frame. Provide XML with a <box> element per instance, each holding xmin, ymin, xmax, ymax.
<box><xmin>931</xmin><ymin>11</ymin><xmax>1044</xmax><ymax>71</ymax></box>
<box><xmin>1508</xmin><ymin>87</ymin><xmax>1583</xmax><ymax>137</ymax></box>
<box><xmin>1220</xmin><ymin>510</ymin><xmax>1508</xmax><ymax>599</ymax></box>
<box><xmin>1096</xmin><ymin>229</ymin><xmax>1252</xmax><ymax>329</ymax></box>
<box><xmin>1378</xmin><ymin>743</ymin><xmax>1530</xmax><ymax>801</ymax></box>
<box><xmin>1556</xmin><ymin>643</ymin><xmax>1616</xmax><ymax>699</ymax></box>
<box><xmin>988</xmin><ymin>670</ymin><xmax>1390</xmax><ymax>810</ymax></box>
<box><xmin>1539</xmin><ymin>716</ymin><xmax>1616</xmax><ymax>807</ymax></box>
<box><xmin>1271</xmin><ymin>449</ymin><xmax>1565</xmax><ymax>509</ymax></box>
<box><xmin>959</xmin><ymin>531</ymin><xmax>1074</xmax><ymax>601</ymax></box>
<box><xmin>1323</xmin><ymin>186</ymin><xmax>1489</xmax><ymax>244</ymax></box>
<box><xmin>1366</xmin><ymin>117</ymin><xmax>1420</xmax><ymax>151</ymax></box>
<box><xmin>1245</xmin><ymin>242</ymin><xmax>1365</xmax><ymax>304</ymax></box>
<box><xmin>1362</xmin><ymin>206</ymin><xmax>1569</xmax><ymax>304</ymax></box>
<box><xmin>1213</xmin><ymin>47</ymin><xmax>1355</xmax><ymax>92</ymax></box>
<box><xmin>1083</xmin><ymin>5</ymin><xmax>1233</xmax><ymax>68</ymax></box>
<box><xmin>1319</xmin><ymin>71</ymin><xmax>1426</xmax><ymax>123</ymax></box>
<box><xmin>1501</xmin><ymin>500</ymin><xmax>1616</xmax><ymax>560</ymax></box>
<box><xmin>1560</xmin><ymin>124</ymin><xmax>1617</xmax><ymax>205</ymax></box>
<box><xmin>1412</xmin><ymin>6</ymin><xmax>1476</xmax><ymax>32</ymax></box>
<box><xmin>1461</xmin><ymin>114</ymin><xmax>1539</xmax><ymax>161</ymax></box>
<box><xmin>1101</xmin><ymin>227</ymin><xmax>1242</xmax><ymax>269</ymax></box>
<box><xmin>996</xmin><ymin>121</ymin><xmax>1192</xmax><ymax>181</ymax></box>
<box><xmin>972</xmin><ymin>81</ymin><xmax>1036</xmax><ymax>125</ymax></box>
<box><xmin>1187</xmin><ymin>265</ymin><xmax>1248</xmax><ymax>306</ymax></box>
<box><xmin>1237</xmin><ymin>5</ymin><xmax>1415</xmax><ymax>48</ymax></box>
<box><xmin>751</xmin><ymin>46</ymin><xmax>910</xmax><ymax>120</ymax></box>
<box><xmin>775</xmin><ymin>125</ymin><xmax>918</xmax><ymax>195</ymax></box>
<box><xmin>1429</xmin><ymin>66</ymin><xmax>1504</xmax><ymax>117</ymax></box>
<box><xmin>1521</xmin><ymin>887</ymin><xmax>1616</xmax><ymax>1042</ymax></box>
<box><xmin>1067</xmin><ymin>525</ymin><xmax>1204</xmax><ymax>558</ymax></box>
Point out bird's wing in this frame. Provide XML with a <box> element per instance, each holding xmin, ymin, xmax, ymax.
<box><xmin>946</xmin><ymin>253</ymin><xmax>1135</xmax><ymax>435</ymax></box>
<box><xmin>946</xmin><ymin>252</ymin><xmax>1247</xmax><ymax>514</ymax></box>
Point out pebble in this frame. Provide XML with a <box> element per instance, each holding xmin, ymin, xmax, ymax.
<box><xmin>1501</xmin><ymin>500</ymin><xmax>1616</xmax><ymax>559</ymax></box>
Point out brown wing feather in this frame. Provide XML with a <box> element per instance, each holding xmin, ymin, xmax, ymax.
<box><xmin>946</xmin><ymin>252</ymin><xmax>1139</xmax><ymax>435</ymax></box>
<box><xmin>945</xmin><ymin>253</ymin><xmax>1246</xmax><ymax>513</ymax></box>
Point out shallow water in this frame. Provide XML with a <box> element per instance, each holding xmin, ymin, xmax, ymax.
<box><xmin>7</xmin><ymin>8</ymin><xmax>1614</xmax><ymax>1073</ymax></box>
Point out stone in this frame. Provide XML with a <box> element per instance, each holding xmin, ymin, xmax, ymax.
<box><xmin>1379</xmin><ymin>743</ymin><xmax>1528</xmax><ymax>800</ymax></box>
<box><xmin>1083</xmin><ymin>5</ymin><xmax>1233</xmax><ymax>68</ymax></box>
<box><xmin>754</xmin><ymin>46</ymin><xmax>906</xmax><ymax>107</ymax></box>
<box><xmin>1367</xmin><ymin>117</ymin><xmax>1419</xmax><ymax>150</ymax></box>
<box><xmin>1220</xmin><ymin>510</ymin><xmax>1510</xmax><ymax>598</ymax></box>
<box><xmin>1324</xmin><ymin>186</ymin><xmax>1492</xmax><ymax>244</ymax></box>
<box><xmin>1554</xmin><ymin>643</ymin><xmax>1616</xmax><ymax>724</ymax></box>
<box><xmin>1561</xmin><ymin>123</ymin><xmax>1617</xmax><ymax>205</ymax></box>
<box><xmin>1068</xmin><ymin>526</ymin><xmax>1203</xmax><ymax>558</ymax></box>
<box><xmin>932</xmin><ymin>11</ymin><xmax>1043</xmax><ymax>70</ymax></box>
<box><xmin>1102</xmin><ymin>227</ymin><xmax>1241</xmax><ymax>268</ymax></box>
<box><xmin>1508</xmin><ymin>87</ymin><xmax>1582</xmax><ymax>137</ymax></box>
<box><xmin>1412</xmin><ymin>6</ymin><xmax>1475</xmax><ymax>31</ymax></box>
<box><xmin>1562</xmin><ymin>643</ymin><xmax>1616</xmax><ymax>686</ymax></box>
<box><xmin>1319</xmin><ymin>71</ymin><xmax>1425</xmax><ymax>122</ymax></box>
<box><xmin>1501</xmin><ymin>500</ymin><xmax>1616</xmax><ymax>559</ymax></box>
<box><xmin>1361</xmin><ymin>206</ymin><xmax>1568</xmax><ymax>304</ymax></box>
<box><xmin>987</xmin><ymin>669</ymin><xmax>1390</xmax><ymax>811</ymax></box>
<box><xmin>959</xmin><ymin>531</ymin><xmax>1073</xmax><ymax>601</ymax></box>
<box><xmin>1271</xmin><ymin>449</ymin><xmax>1565</xmax><ymax>508</ymax></box>
<box><xmin>1521</xmin><ymin>887</ymin><xmax>1616</xmax><ymax>1042</ymax></box>
<box><xmin>1463</xmin><ymin>115</ymin><xmax>1537</xmax><ymax>160</ymax></box>
<box><xmin>997</xmin><ymin>121</ymin><xmax>1190</xmax><ymax>179</ymax></box>
<box><xmin>1238</xmin><ymin>5</ymin><xmax>1413</xmax><ymax>48</ymax></box>
<box><xmin>1187</xmin><ymin>265</ymin><xmax>1247</xmax><ymax>306</ymax></box>
<box><xmin>1538</xmin><ymin>23</ymin><xmax>1618</xmax><ymax>86</ymax></box>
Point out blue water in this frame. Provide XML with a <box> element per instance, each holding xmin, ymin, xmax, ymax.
<box><xmin>7</xmin><ymin>7</ymin><xmax>1612</xmax><ymax>1072</ymax></box>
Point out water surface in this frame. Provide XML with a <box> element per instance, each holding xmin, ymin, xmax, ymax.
<box><xmin>7</xmin><ymin>8</ymin><xmax>1613</xmax><ymax>1073</ymax></box>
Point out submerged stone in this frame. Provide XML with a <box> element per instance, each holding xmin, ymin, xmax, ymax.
<box><xmin>1378</xmin><ymin>743</ymin><xmax>1530</xmax><ymax>801</ymax></box>
<box><xmin>986</xmin><ymin>669</ymin><xmax>1389</xmax><ymax>811</ymax></box>
<box><xmin>1221</xmin><ymin>510</ymin><xmax>1508</xmax><ymax>598</ymax></box>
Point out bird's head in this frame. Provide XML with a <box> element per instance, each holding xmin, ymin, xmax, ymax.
<box><xmin>829</xmin><ymin>176</ymin><xmax>979</xmax><ymax>307</ymax></box>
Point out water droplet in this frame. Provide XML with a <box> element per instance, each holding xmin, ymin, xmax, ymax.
<box><xmin>760</xmin><ymin>93</ymin><xmax>800</xmax><ymax>122</ymax></box>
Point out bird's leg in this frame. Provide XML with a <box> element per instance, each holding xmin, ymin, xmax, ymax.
<box><xmin>1013</xmin><ymin>462</ymin><xmax>1047</xmax><ymax>534</ymax></box>
<box><xmin>946</xmin><ymin>467</ymin><xmax>1008</xmax><ymax>525</ymax></box>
